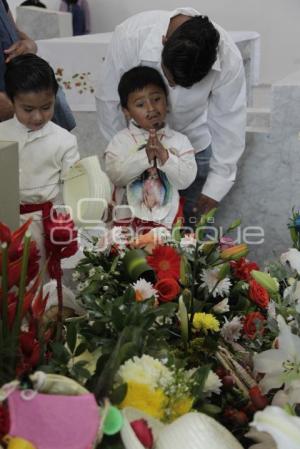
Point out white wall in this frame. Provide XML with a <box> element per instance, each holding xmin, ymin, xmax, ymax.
<box><xmin>9</xmin><ymin>0</ymin><xmax>300</xmax><ymax>84</ymax></box>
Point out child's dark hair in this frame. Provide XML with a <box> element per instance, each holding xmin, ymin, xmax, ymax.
<box><xmin>162</xmin><ymin>16</ymin><xmax>220</xmax><ymax>88</ymax></box>
<box><xmin>118</xmin><ymin>66</ymin><xmax>168</xmax><ymax>108</ymax></box>
<box><xmin>4</xmin><ymin>54</ymin><xmax>59</xmax><ymax>101</ymax></box>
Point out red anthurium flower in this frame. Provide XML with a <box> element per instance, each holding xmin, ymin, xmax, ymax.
<box><xmin>8</xmin><ymin>219</ymin><xmax>32</xmax><ymax>261</ymax></box>
<box><xmin>32</xmin><ymin>290</ymin><xmax>49</xmax><ymax>319</ymax></box>
<box><xmin>243</xmin><ymin>312</ymin><xmax>266</xmax><ymax>339</ymax></box>
<box><xmin>248</xmin><ymin>279</ymin><xmax>269</xmax><ymax>309</ymax></box>
<box><xmin>0</xmin><ymin>222</ymin><xmax>11</xmax><ymax>244</ymax></box>
<box><xmin>155</xmin><ymin>278</ymin><xmax>180</xmax><ymax>302</ymax></box>
<box><xmin>44</xmin><ymin>211</ymin><xmax>78</xmax><ymax>279</ymax></box>
<box><xmin>231</xmin><ymin>258</ymin><xmax>259</xmax><ymax>281</ymax></box>
<box><xmin>131</xmin><ymin>419</ymin><xmax>154</xmax><ymax>449</ymax></box>
<box><xmin>17</xmin><ymin>331</ymin><xmax>41</xmax><ymax>376</ymax></box>
<box><xmin>147</xmin><ymin>246</ymin><xmax>180</xmax><ymax>280</ymax></box>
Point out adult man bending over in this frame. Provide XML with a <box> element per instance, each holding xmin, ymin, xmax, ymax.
<box><xmin>96</xmin><ymin>8</ymin><xmax>247</xmax><ymax>224</ymax></box>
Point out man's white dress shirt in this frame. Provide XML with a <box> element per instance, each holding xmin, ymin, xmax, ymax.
<box><xmin>96</xmin><ymin>7</ymin><xmax>247</xmax><ymax>202</ymax></box>
<box><xmin>105</xmin><ymin>122</ymin><xmax>197</xmax><ymax>228</ymax></box>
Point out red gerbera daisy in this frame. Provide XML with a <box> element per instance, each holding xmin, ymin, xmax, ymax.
<box><xmin>147</xmin><ymin>245</ymin><xmax>180</xmax><ymax>280</ymax></box>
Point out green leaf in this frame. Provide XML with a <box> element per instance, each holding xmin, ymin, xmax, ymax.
<box><xmin>66</xmin><ymin>322</ymin><xmax>77</xmax><ymax>354</ymax></box>
<box><xmin>119</xmin><ymin>342</ymin><xmax>139</xmax><ymax>362</ymax></box>
<box><xmin>226</xmin><ymin>218</ymin><xmax>241</xmax><ymax>232</ymax></box>
<box><xmin>191</xmin><ymin>365</ymin><xmax>210</xmax><ymax>396</ymax></box>
<box><xmin>199</xmin><ymin>403</ymin><xmax>222</xmax><ymax>416</ymax></box>
<box><xmin>95</xmin><ymin>353</ymin><xmax>111</xmax><ymax>374</ymax></box>
<box><xmin>110</xmin><ymin>383</ymin><xmax>128</xmax><ymax>405</ymax></box>
<box><xmin>51</xmin><ymin>341</ymin><xmax>70</xmax><ymax>363</ymax></box>
<box><xmin>74</xmin><ymin>342</ymin><xmax>87</xmax><ymax>357</ymax></box>
<box><xmin>111</xmin><ymin>306</ymin><xmax>125</xmax><ymax>331</ymax></box>
<box><xmin>172</xmin><ymin>218</ymin><xmax>183</xmax><ymax>242</ymax></box>
<box><xmin>180</xmin><ymin>255</ymin><xmax>192</xmax><ymax>287</ymax></box>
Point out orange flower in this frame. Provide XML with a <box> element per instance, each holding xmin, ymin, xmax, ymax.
<box><xmin>147</xmin><ymin>246</ymin><xmax>180</xmax><ymax>280</ymax></box>
<box><xmin>220</xmin><ymin>244</ymin><xmax>248</xmax><ymax>261</ymax></box>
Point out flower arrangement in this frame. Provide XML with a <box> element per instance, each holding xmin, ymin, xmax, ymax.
<box><xmin>2</xmin><ymin>208</ymin><xmax>300</xmax><ymax>448</ymax></box>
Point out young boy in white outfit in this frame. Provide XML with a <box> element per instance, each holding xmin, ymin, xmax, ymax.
<box><xmin>0</xmin><ymin>54</ymin><xmax>80</xmax><ymax>266</ymax></box>
<box><xmin>105</xmin><ymin>66</ymin><xmax>197</xmax><ymax>231</ymax></box>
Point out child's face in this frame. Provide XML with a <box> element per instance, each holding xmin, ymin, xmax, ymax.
<box><xmin>13</xmin><ymin>89</ymin><xmax>55</xmax><ymax>131</ymax></box>
<box><xmin>123</xmin><ymin>84</ymin><xmax>167</xmax><ymax>130</ymax></box>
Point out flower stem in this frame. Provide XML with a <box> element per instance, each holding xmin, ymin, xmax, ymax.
<box><xmin>55</xmin><ymin>269</ymin><xmax>63</xmax><ymax>341</ymax></box>
<box><xmin>12</xmin><ymin>232</ymin><xmax>31</xmax><ymax>339</ymax></box>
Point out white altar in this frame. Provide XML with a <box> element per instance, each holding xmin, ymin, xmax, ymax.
<box><xmin>37</xmin><ymin>31</ymin><xmax>260</xmax><ymax>111</ymax></box>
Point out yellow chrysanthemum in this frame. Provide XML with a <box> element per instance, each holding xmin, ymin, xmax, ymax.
<box><xmin>168</xmin><ymin>397</ymin><xmax>194</xmax><ymax>421</ymax></box>
<box><xmin>120</xmin><ymin>381</ymin><xmax>166</xmax><ymax>420</ymax></box>
<box><xmin>192</xmin><ymin>312</ymin><xmax>220</xmax><ymax>333</ymax></box>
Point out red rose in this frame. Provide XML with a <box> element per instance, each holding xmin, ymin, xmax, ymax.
<box><xmin>243</xmin><ymin>312</ymin><xmax>266</xmax><ymax>339</ymax></box>
<box><xmin>248</xmin><ymin>279</ymin><xmax>269</xmax><ymax>308</ymax></box>
<box><xmin>232</xmin><ymin>258</ymin><xmax>259</xmax><ymax>281</ymax></box>
<box><xmin>131</xmin><ymin>419</ymin><xmax>154</xmax><ymax>449</ymax></box>
<box><xmin>155</xmin><ymin>278</ymin><xmax>180</xmax><ymax>302</ymax></box>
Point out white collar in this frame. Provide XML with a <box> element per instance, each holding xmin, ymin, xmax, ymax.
<box><xmin>12</xmin><ymin>116</ymin><xmax>53</xmax><ymax>142</ymax></box>
<box><xmin>139</xmin><ymin>7</ymin><xmax>221</xmax><ymax>71</ymax></box>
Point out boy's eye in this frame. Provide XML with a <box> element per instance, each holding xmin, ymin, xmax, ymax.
<box><xmin>24</xmin><ymin>108</ymin><xmax>33</xmax><ymax>112</ymax></box>
<box><xmin>135</xmin><ymin>102</ymin><xmax>144</xmax><ymax>108</ymax></box>
<box><xmin>153</xmin><ymin>96</ymin><xmax>161</xmax><ymax>102</ymax></box>
<box><xmin>42</xmin><ymin>106</ymin><xmax>51</xmax><ymax>111</ymax></box>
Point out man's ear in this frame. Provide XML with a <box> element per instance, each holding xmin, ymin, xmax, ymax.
<box><xmin>162</xmin><ymin>35</ymin><xmax>167</xmax><ymax>46</ymax></box>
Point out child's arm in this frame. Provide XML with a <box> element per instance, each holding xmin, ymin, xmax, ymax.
<box><xmin>60</xmin><ymin>133</ymin><xmax>80</xmax><ymax>178</ymax></box>
<box><xmin>105</xmin><ymin>132</ymin><xmax>152</xmax><ymax>186</ymax></box>
<box><xmin>155</xmin><ymin>133</ymin><xmax>197</xmax><ymax>190</ymax></box>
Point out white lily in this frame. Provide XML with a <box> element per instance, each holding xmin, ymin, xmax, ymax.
<box><xmin>250</xmin><ymin>406</ymin><xmax>300</xmax><ymax>449</ymax></box>
<box><xmin>254</xmin><ymin>315</ymin><xmax>300</xmax><ymax>393</ymax></box>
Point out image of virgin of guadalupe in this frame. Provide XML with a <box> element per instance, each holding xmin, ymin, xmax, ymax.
<box><xmin>127</xmin><ymin>165</ymin><xmax>173</xmax><ymax>222</ymax></box>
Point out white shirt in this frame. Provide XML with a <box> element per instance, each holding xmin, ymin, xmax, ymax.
<box><xmin>96</xmin><ymin>7</ymin><xmax>247</xmax><ymax>202</ymax></box>
<box><xmin>0</xmin><ymin>116</ymin><xmax>79</xmax><ymax>203</ymax></box>
<box><xmin>105</xmin><ymin>122</ymin><xmax>197</xmax><ymax>228</ymax></box>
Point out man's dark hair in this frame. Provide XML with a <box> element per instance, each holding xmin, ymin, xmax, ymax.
<box><xmin>162</xmin><ymin>15</ymin><xmax>220</xmax><ymax>88</ymax></box>
<box><xmin>118</xmin><ymin>65</ymin><xmax>168</xmax><ymax>108</ymax></box>
<box><xmin>4</xmin><ymin>53</ymin><xmax>59</xmax><ymax>100</ymax></box>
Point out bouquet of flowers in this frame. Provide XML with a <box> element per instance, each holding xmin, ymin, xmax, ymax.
<box><xmin>69</xmin><ymin>211</ymin><xmax>285</xmax><ymax>446</ymax></box>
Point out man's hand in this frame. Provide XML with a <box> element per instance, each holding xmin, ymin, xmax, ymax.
<box><xmin>4</xmin><ymin>15</ymin><xmax>37</xmax><ymax>63</ymax></box>
<box><xmin>0</xmin><ymin>92</ymin><xmax>14</xmax><ymax>121</ymax></box>
<box><xmin>4</xmin><ymin>37</ymin><xmax>37</xmax><ymax>63</ymax></box>
<box><xmin>193</xmin><ymin>193</ymin><xmax>219</xmax><ymax>216</ymax></box>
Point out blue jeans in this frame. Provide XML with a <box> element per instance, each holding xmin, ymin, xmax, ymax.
<box><xmin>180</xmin><ymin>145</ymin><xmax>212</xmax><ymax>226</ymax></box>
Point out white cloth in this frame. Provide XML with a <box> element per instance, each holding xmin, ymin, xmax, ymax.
<box><xmin>96</xmin><ymin>7</ymin><xmax>247</xmax><ymax>202</ymax></box>
<box><xmin>0</xmin><ymin>116</ymin><xmax>79</xmax><ymax>266</ymax></box>
<box><xmin>105</xmin><ymin>122</ymin><xmax>197</xmax><ymax>228</ymax></box>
